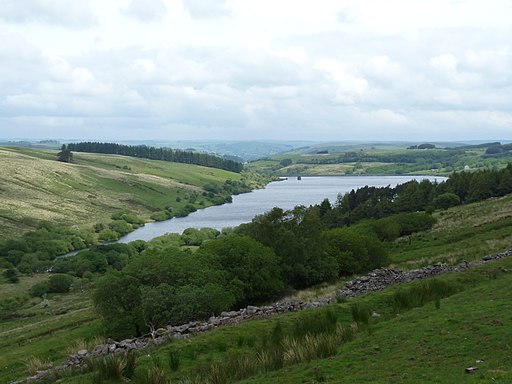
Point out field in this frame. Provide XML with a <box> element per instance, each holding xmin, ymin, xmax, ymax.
<box><xmin>248</xmin><ymin>144</ymin><xmax>512</xmax><ymax>176</ymax></box>
<box><xmin>0</xmin><ymin>147</ymin><xmax>246</xmax><ymax>239</ymax></box>
<box><xmin>1</xmin><ymin>190</ymin><xmax>512</xmax><ymax>383</ymax></box>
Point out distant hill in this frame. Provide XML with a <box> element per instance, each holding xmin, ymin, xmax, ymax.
<box><xmin>0</xmin><ymin>147</ymin><xmax>250</xmax><ymax>239</ymax></box>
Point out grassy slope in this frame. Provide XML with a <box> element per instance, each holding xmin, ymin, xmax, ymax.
<box><xmin>241</xmin><ymin>262</ymin><xmax>512</xmax><ymax>384</ymax></box>
<box><xmin>8</xmin><ymin>194</ymin><xmax>508</xmax><ymax>384</ymax></box>
<box><xmin>0</xmin><ymin>146</ymin><xmax>242</xmax><ymax>238</ymax></box>
<box><xmin>248</xmin><ymin>147</ymin><xmax>512</xmax><ymax>176</ymax></box>
<box><xmin>2</xmin><ymin>184</ymin><xmax>512</xmax><ymax>382</ymax></box>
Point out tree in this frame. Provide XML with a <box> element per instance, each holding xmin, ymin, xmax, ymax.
<box><xmin>48</xmin><ymin>274</ymin><xmax>74</xmax><ymax>293</ymax></box>
<box><xmin>198</xmin><ymin>235</ymin><xmax>284</xmax><ymax>306</ymax></box>
<box><xmin>140</xmin><ymin>283</ymin><xmax>176</xmax><ymax>338</ymax></box>
<box><xmin>30</xmin><ymin>281</ymin><xmax>49</xmax><ymax>297</ymax></box>
<box><xmin>3</xmin><ymin>268</ymin><xmax>19</xmax><ymax>283</ymax></box>
<box><xmin>57</xmin><ymin>145</ymin><xmax>73</xmax><ymax>163</ymax></box>
<box><xmin>433</xmin><ymin>193</ymin><xmax>460</xmax><ymax>210</ymax></box>
<box><xmin>93</xmin><ymin>271</ymin><xmax>144</xmax><ymax>338</ymax></box>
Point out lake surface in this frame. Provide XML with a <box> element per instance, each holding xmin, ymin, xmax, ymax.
<box><xmin>119</xmin><ymin>175</ymin><xmax>445</xmax><ymax>243</ymax></box>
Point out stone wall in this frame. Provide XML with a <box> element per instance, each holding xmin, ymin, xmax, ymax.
<box><xmin>16</xmin><ymin>248</ymin><xmax>512</xmax><ymax>383</ymax></box>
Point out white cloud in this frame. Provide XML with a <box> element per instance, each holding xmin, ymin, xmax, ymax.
<box><xmin>181</xmin><ymin>0</ymin><xmax>229</xmax><ymax>19</ymax></box>
<box><xmin>0</xmin><ymin>0</ymin><xmax>97</xmax><ymax>28</ymax></box>
<box><xmin>121</xmin><ymin>0</ymin><xmax>167</xmax><ymax>22</ymax></box>
<box><xmin>0</xmin><ymin>0</ymin><xmax>511</xmax><ymax>141</ymax></box>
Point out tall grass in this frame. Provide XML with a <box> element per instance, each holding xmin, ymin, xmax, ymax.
<box><xmin>25</xmin><ymin>356</ymin><xmax>52</xmax><ymax>375</ymax></box>
<box><xmin>134</xmin><ymin>367</ymin><xmax>171</xmax><ymax>384</ymax></box>
<box><xmin>88</xmin><ymin>352</ymin><xmax>137</xmax><ymax>383</ymax></box>
<box><xmin>350</xmin><ymin>302</ymin><xmax>372</xmax><ymax>326</ymax></box>
<box><xmin>185</xmin><ymin>309</ymin><xmax>347</xmax><ymax>384</ymax></box>
<box><xmin>392</xmin><ymin>278</ymin><xmax>459</xmax><ymax>313</ymax></box>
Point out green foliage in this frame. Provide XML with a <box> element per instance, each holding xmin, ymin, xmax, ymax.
<box><xmin>150</xmin><ymin>210</ymin><xmax>172</xmax><ymax>221</ymax></box>
<box><xmin>57</xmin><ymin>145</ymin><xmax>73</xmax><ymax>163</ymax></box>
<box><xmin>0</xmin><ymin>295</ymin><xmax>28</xmax><ymax>320</ymax></box>
<box><xmin>433</xmin><ymin>192</ymin><xmax>461</xmax><ymax>210</ymax></box>
<box><xmin>392</xmin><ymin>279</ymin><xmax>459</xmax><ymax>313</ymax></box>
<box><xmin>198</xmin><ymin>235</ymin><xmax>284</xmax><ymax>306</ymax></box>
<box><xmin>181</xmin><ymin>227</ymin><xmax>220</xmax><ymax>246</ymax></box>
<box><xmin>93</xmin><ymin>271</ymin><xmax>144</xmax><ymax>338</ymax></box>
<box><xmin>3</xmin><ymin>267</ymin><xmax>19</xmax><ymax>283</ymax></box>
<box><xmin>350</xmin><ymin>302</ymin><xmax>371</xmax><ymax>326</ymax></box>
<box><xmin>323</xmin><ymin>228</ymin><xmax>387</xmax><ymax>276</ymax></box>
<box><xmin>98</xmin><ymin>228</ymin><xmax>120</xmax><ymax>241</ymax></box>
<box><xmin>29</xmin><ymin>281</ymin><xmax>49</xmax><ymax>297</ymax></box>
<box><xmin>292</xmin><ymin>309</ymin><xmax>338</xmax><ymax>338</ymax></box>
<box><xmin>67</xmin><ymin>141</ymin><xmax>243</xmax><ymax>173</ymax></box>
<box><xmin>47</xmin><ymin>274</ymin><xmax>74</xmax><ymax>293</ymax></box>
<box><xmin>89</xmin><ymin>353</ymin><xmax>137</xmax><ymax>383</ymax></box>
<box><xmin>168</xmin><ymin>349</ymin><xmax>180</xmax><ymax>372</ymax></box>
<box><xmin>0</xmin><ymin>221</ymin><xmax>95</xmax><ymax>271</ymax></box>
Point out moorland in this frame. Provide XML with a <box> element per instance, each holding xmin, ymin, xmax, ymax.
<box><xmin>1</xmin><ymin>142</ymin><xmax>512</xmax><ymax>383</ymax></box>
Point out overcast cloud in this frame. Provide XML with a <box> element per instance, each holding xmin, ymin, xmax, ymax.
<box><xmin>0</xmin><ymin>0</ymin><xmax>511</xmax><ymax>141</ymax></box>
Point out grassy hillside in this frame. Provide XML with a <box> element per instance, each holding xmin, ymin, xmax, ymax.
<box><xmin>248</xmin><ymin>143</ymin><xmax>512</xmax><ymax>176</ymax></box>
<box><xmin>2</xmin><ymin>191</ymin><xmax>512</xmax><ymax>383</ymax></box>
<box><xmin>0</xmin><ymin>146</ymin><xmax>251</xmax><ymax>239</ymax></box>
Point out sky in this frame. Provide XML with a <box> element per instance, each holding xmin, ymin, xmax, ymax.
<box><xmin>0</xmin><ymin>0</ymin><xmax>511</xmax><ymax>142</ymax></box>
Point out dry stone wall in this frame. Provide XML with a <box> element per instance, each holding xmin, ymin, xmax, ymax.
<box><xmin>16</xmin><ymin>248</ymin><xmax>512</xmax><ymax>383</ymax></box>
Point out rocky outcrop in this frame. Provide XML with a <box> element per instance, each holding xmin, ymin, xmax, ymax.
<box><xmin>14</xmin><ymin>248</ymin><xmax>512</xmax><ymax>383</ymax></box>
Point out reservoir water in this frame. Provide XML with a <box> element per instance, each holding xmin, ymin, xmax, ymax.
<box><xmin>119</xmin><ymin>175</ymin><xmax>445</xmax><ymax>243</ymax></box>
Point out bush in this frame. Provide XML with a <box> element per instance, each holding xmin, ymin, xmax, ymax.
<box><xmin>48</xmin><ymin>274</ymin><xmax>74</xmax><ymax>293</ymax></box>
<box><xmin>434</xmin><ymin>193</ymin><xmax>461</xmax><ymax>210</ymax></box>
<box><xmin>150</xmin><ymin>210</ymin><xmax>172</xmax><ymax>221</ymax></box>
<box><xmin>30</xmin><ymin>281</ymin><xmax>50</xmax><ymax>297</ymax></box>
<box><xmin>3</xmin><ymin>267</ymin><xmax>19</xmax><ymax>283</ymax></box>
<box><xmin>394</xmin><ymin>212</ymin><xmax>436</xmax><ymax>236</ymax></box>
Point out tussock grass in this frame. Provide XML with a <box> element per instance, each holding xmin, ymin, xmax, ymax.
<box><xmin>25</xmin><ymin>356</ymin><xmax>52</xmax><ymax>375</ymax></box>
<box><xmin>134</xmin><ymin>367</ymin><xmax>172</xmax><ymax>384</ymax></box>
<box><xmin>392</xmin><ymin>279</ymin><xmax>459</xmax><ymax>313</ymax></box>
<box><xmin>88</xmin><ymin>352</ymin><xmax>137</xmax><ymax>383</ymax></box>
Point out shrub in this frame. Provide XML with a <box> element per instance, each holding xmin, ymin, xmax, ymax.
<box><xmin>150</xmin><ymin>211</ymin><xmax>172</xmax><ymax>221</ymax></box>
<box><xmin>30</xmin><ymin>281</ymin><xmax>49</xmax><ymax>297</ymax></box>
<box><xmin>3</xmin><ymin>267</ymin><xmax>19</xmax><ymax>283</ymax></box>
<box><xmin>48</xmin><ymin>274</ymin><xmax>74</xmax><ymax>293</ymax></box>
<box><xmin>434</xmin><ymin>193</ymin><xmax>461</xmax><ymax>210</ymax></box>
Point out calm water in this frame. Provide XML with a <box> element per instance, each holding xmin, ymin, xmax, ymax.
<box><xmin>119</xmin><ymin>175</ymin><xmax>445</xmax><ymax>243</ymax></box>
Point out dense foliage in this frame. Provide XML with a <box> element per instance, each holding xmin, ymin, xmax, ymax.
<box><xmin>3</xmin><ymin>164</ymin><xmax>512</xmax><ymax>340</ymax></box>
<box><xmin>67</xmin><ymin>142</ymin><xmax>243</xmax><ymax>173</ymax></box>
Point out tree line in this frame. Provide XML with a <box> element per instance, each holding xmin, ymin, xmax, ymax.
<box><xmin>3</xmin><ymin>165</ymin><xmax>512</xmax><ymax>339</ymax></box>
<box><xmin>67</xmin><ymin>142</ymin><xmax>244</xmax><ymax>173</ymax></box>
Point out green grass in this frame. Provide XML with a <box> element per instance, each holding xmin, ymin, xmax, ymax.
<box><xmin>0</xmin><ymin>283</ymin><xmax>100</xmax><ymax>383</ymax></box>
<box><xmin>248</xmin><ymin>146</ymin><xmax>512</xmax><ymax>177</ymax></box>
<box><xmin>52</xmin><ymin>258</ymin><xmax>512</xmax><ymax>384</ymax></box>
<box><xmin>241</xmin><ymin>261</ymin><xmax>512</xmax><ymax>383</ymax></box>
<box><xmin>389</xmin><ymin>194</ymin><xmax>512</xmax><ymax>267</ymax></box>
<box><xmin>0</xmin><ymin>147</ymin><xmax>246</xmax><ymax>239</ymax></box>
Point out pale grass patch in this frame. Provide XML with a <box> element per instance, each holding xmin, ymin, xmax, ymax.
<box><xmin>66</xmin><ymin>338</ymin><xmax>88</xmax><ymax>356</ymax></box>
<box><xmin>25</xmin><ymin>356</ymin><xmax>52</xmax><ymax>375</ymax></box>
<box><xmin>282</xmin><ymin>282</ymin><xmax>341</xmax><ymax>302</ymax></box>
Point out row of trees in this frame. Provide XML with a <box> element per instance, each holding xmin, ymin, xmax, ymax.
<box><xmin>322</xmin><ymin>165</ymin><xmax>512</xmax><ymax>227</ymax></box>
<box><xmin>67</xmin><ymin>142</ymin><xmax>243</xmax><ymax>173</ymax></box>
<box><xmin>93</xmin><ymin>205</ymin><xmax>436</xmax><ymax>339</ymax></box>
